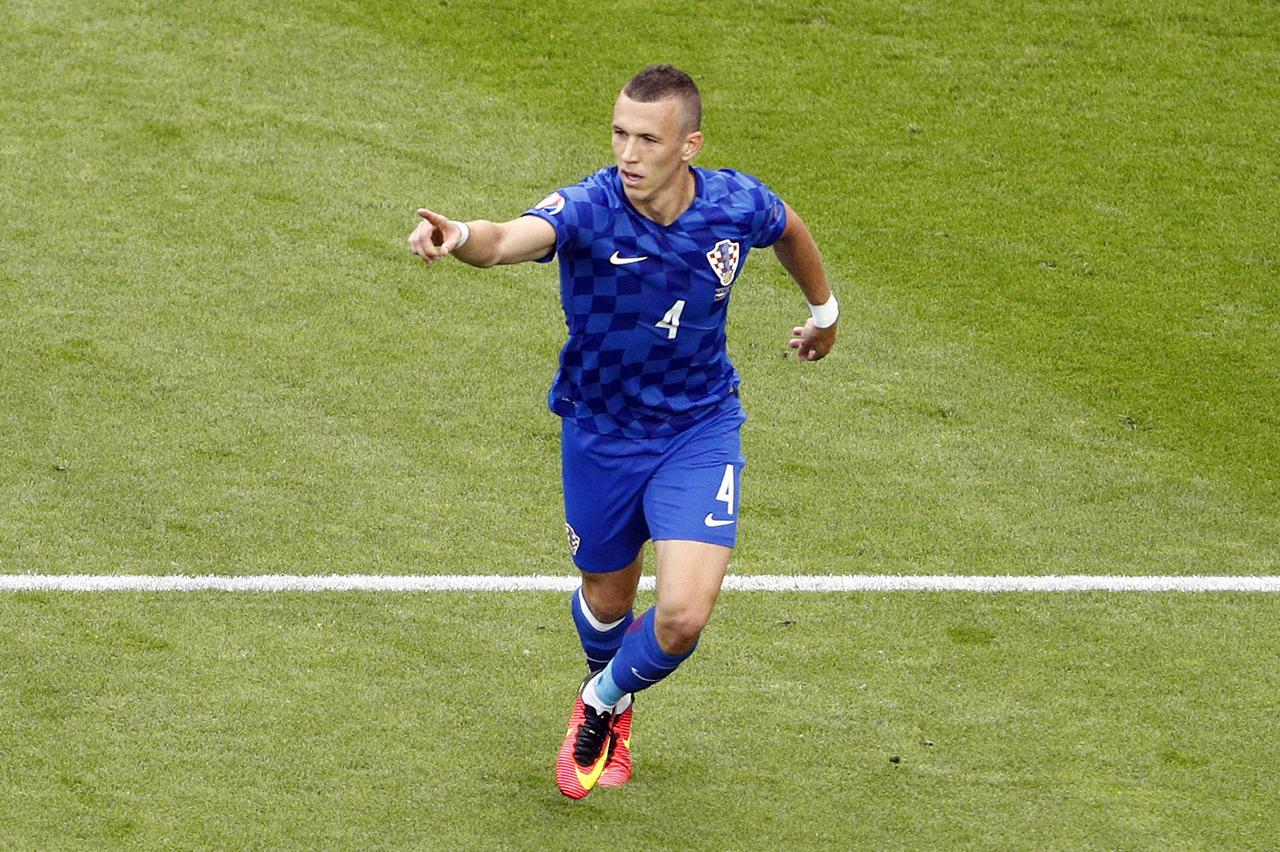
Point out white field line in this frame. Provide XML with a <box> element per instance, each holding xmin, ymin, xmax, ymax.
<box><xmin>0</xmin><ymin>574</ymin><xmax>1278</xmax><ymax>593</ymax></box>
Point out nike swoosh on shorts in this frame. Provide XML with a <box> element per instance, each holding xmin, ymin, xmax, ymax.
<box><xmin>703</xmin><ymin>514</ymin><xmax>735</xmax><ymax>528</ymax></box>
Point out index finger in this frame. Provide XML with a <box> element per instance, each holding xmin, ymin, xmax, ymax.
<box><xmin>417</xmin><ymin>208</ymin><xmax>449</xmax><ymax>225</ymax></box>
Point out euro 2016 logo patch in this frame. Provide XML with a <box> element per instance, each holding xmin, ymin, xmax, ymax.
<box><xmin>706</xmin><ymin>239</ymin><xmax>740</xmax><ymax>288</ymax></box>
<box><xmin>565</xmin><ymin>522</ymin><xmax>581</xmax><ymax>556</ymax></box>
<box><xmin>536</xmin><ymin>192</ymin><xmax>566</xmax><ymax>215</ymax></box>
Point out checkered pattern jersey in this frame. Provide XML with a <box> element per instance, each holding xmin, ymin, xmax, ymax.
<box><xmin>523</xmin><ymin>166</ymin><xmax>788</xmax><ymax>439</ymax></box>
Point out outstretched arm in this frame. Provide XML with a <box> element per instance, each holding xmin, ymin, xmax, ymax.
<box><xmin>772</xmin><ymin>202</ymin><xmax>837</xmax><ymax>362</ymax></box>
<box><xmin>408</xmin><ymin>208</ymin><xmax>557</xmax><ymax>268</ymax></box>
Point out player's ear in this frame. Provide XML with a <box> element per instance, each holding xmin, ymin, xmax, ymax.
<box><xmin>682</xmin><ymin>130</ymin><xmax>704</xmax><ymax>162</ymax></box>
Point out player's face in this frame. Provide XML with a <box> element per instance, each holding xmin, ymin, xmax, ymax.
<box><xmin>611</xmin><ymin>93</ymin><xmax>702</xmax><ymax>204</ymax></box>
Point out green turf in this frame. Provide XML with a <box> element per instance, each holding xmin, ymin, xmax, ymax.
<box><xmin>2</xmin><ymin>0</ymin><xmax>1279</xmax><ymax>847</ymax></box>
<box><xmin>3</xmin><ymin>592</ymin><xmax>1278</xmax><ymax>848</ymax></box>
<box><xmin>1</xmin><ymin>0</ymin><xmax>1276</xmax><ymax>575</ymax></box>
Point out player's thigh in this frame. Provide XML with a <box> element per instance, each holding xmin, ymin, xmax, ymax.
<box><xmin>643</xmin><ymin>412</ymin><xmax>745</xmax><ymax>548</ymax></box>
<box><xmin>561</xmin><ymin>420</ymin><xmax>652</xmax><ymax>573</ymax></box>
<box><xmin>652</xmin><ymin>539</ymin><xmax>731</xmax><ymax>651</ymax></box>
<box><xmin>653</xmin><ymin>540</ymin><xmax>731</xmax><ymax>615</ymax></box>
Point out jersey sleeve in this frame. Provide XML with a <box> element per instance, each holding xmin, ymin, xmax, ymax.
<box><xmin>748</xmin><ymin>179</ymin><xmax>788</xmax><ymax>248</ymax></box>
<box><xmin>521</xmin><ymin>183</ymin><xmax>594</xmax><ymax>264</ymax></box>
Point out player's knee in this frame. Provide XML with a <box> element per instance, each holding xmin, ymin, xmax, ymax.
<box><xmin>581</xmin><ymin>581</ymin><xmax>636</xmax><ymax>624</ymax></box>
<box><xmin>654</xmin><ymin>605</ymin><xmax>710</xmax><ymax>656</ymax></box>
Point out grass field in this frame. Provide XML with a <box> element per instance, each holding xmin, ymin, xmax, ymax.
<box><xmin>2</xmin><ymin>0</ymin><xmax>1278</xmax><ymax>847</ymax></box>
<box><xmin>4</xmin><ymin>592</ymin><xmax>1279</xmax><ymax>848</ymax></box>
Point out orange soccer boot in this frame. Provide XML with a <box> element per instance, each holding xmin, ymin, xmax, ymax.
<box><xmin>555</xmin><ymin>682</ymin><xmax>616</xmax><ymax>799</ymax></box>
<box><xmin>598</xmin><ymin>693</ymin><xmax>633</xmax><ymax>788</ymax></box>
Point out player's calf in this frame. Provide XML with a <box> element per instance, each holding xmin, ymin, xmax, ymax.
<box><xmin>570</xmin><ymin>586</ymin><xmax>634</xmax><ymax>672</ymax></box>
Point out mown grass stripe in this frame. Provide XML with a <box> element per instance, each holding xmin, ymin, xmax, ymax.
<box><xmin>1</xmin><ymin>574</ymin><xmax>1277</xmax><ymax>592</ymax></box>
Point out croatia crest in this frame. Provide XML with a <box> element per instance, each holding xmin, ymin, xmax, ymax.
<box><xmin>564</xmin><ymin>522</ymin><xmax>581</xmax><ymax>556</ymax></box>
<box><xmin>705</xmin><ymin>239</ymin><xmax>740</xmax><ymax>287</ymax></box>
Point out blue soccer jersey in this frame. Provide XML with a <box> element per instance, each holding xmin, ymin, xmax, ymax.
<box><xmin>523</xmin><ymin>165</ymin><xmax>788</xmax><ymax>439</ymax></box>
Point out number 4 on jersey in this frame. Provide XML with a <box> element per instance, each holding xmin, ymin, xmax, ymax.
<box><xmin>656</xmin><ymin>299</ymin><xmax>686</xmax><ymax>340</ymax></box>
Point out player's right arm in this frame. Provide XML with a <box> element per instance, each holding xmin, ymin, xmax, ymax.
<box><xmin>408</xmin><ymin>208</ymin><xmax>556</xmax><ymax>268</ymax></box>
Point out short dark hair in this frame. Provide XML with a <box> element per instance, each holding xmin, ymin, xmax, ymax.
<box><xmin>622</xmin><ymin>64</ymin><xmax>702</xmax><ymax>132</ymax></box>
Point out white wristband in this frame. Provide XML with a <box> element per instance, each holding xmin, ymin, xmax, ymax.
<box><xmin>808</xmin><ymin>293</ymin><xmax>839</xmax><ymax>328</ymax></box>
<box><xmin>451</xmin><ymin>220</ymin><xmax>471</xmax><ymax>249</ymax></box>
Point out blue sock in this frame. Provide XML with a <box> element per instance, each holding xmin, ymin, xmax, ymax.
<box><xmin>603</xmin><ymin>607</ymin><xmax>695</xmax><ymax>698</ymax></box>
<box><xmin>570</xmin><ymin>587</ymin><xmax>634</xmax><ymax>673</ymax></box>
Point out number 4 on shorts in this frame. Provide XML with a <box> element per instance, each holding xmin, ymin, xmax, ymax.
<box><xmin>716</xmin><ymin>464</ymin><xmax>735</xmax><ymax>515</ymax></box>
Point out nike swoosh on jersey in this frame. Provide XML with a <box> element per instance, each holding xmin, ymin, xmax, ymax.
<box><xmin>609</xmin><ymin>251</ymin><xmax>649</xmax><ymax>266</ymax></box>
<box><xmin>703</xmin><ymin>514</ymin><xmax>736</xmax><ymax>528</ymax></box>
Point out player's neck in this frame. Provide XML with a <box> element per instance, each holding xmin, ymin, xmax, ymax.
<box><xmin>627</xmin><ymin>166</ymin><xmax>696</xmax><ymax>226</ymax></box>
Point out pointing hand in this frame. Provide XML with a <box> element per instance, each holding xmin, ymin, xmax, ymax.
<box><xmin>408</xmin><ymin>208</ymin><xmax>463</xmax><ymax>264</ymax></box>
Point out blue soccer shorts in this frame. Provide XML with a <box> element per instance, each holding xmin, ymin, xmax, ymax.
<box><xmin>560</xmin><ymin>402</ymin><xmax>747</xmax><ymax>573</ymax></box>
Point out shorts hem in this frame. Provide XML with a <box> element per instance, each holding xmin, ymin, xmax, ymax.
<box><xmin>650</xmin><ymin>533</ymin><xmax>737</xmax><ymax>550</ymax></box>
<box><xmin>572</xmin><ymin>548</ymin><xmax>645</xmax><ymax>575</ymax></box>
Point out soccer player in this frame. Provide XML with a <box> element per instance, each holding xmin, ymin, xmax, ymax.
<box><xmin>408</xmin><ymin>65</ymin><xmax>837</xmax><ymax>799</ymax></box>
